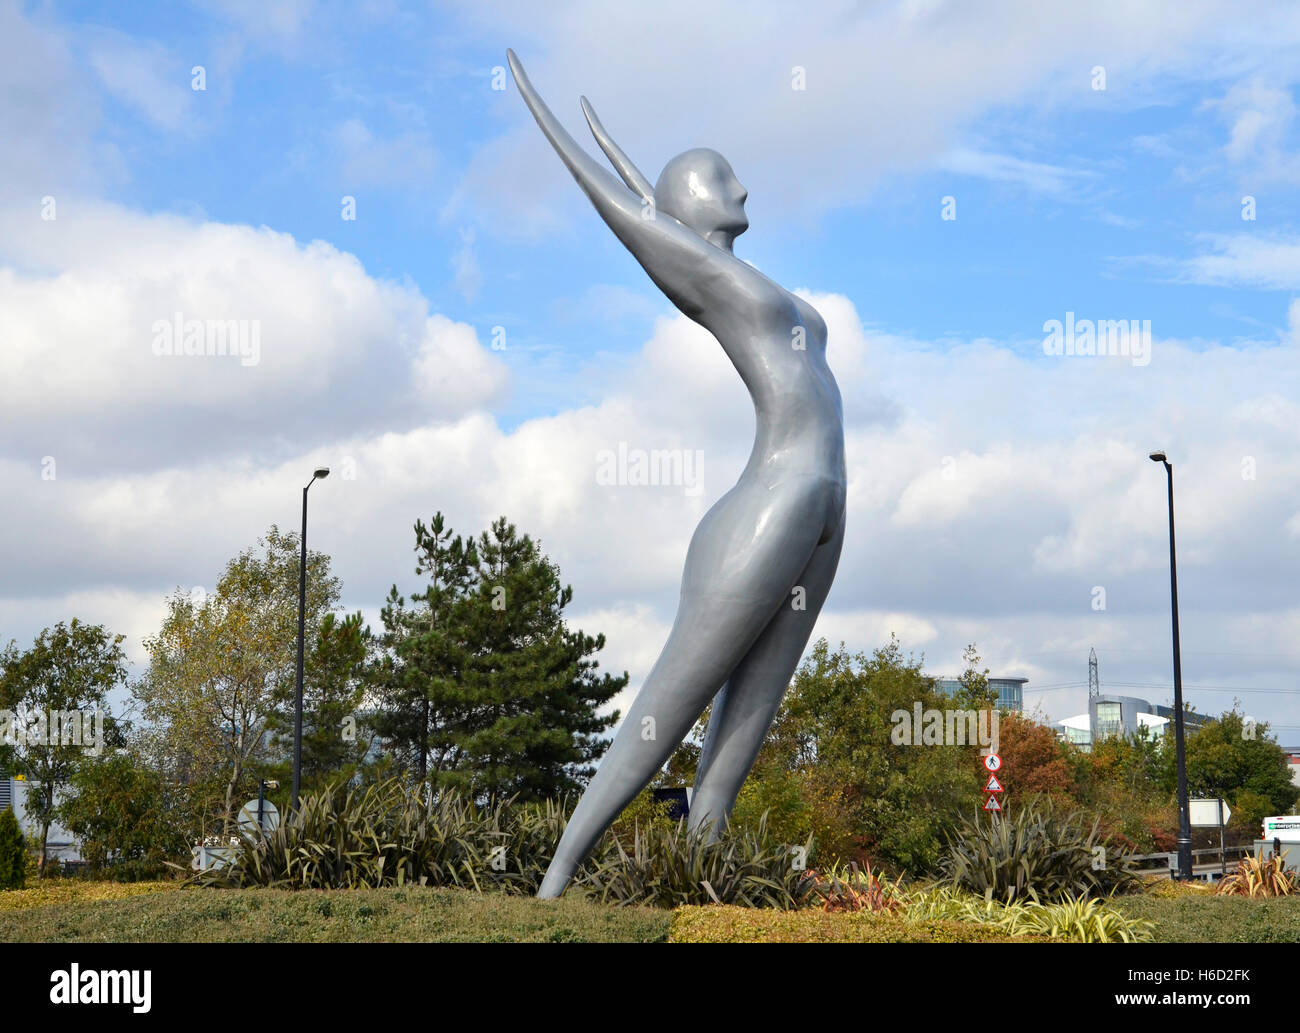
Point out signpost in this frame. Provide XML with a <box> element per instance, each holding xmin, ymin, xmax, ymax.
<box><xmin>237</xmin><ymin>798</ymin><xmax>280</xmax><ymax>839</ymax></box>
<box><xmin>982</xmin><ymin>754</ymin><xmax>1003</xmax><ymax>818</ymax></box>
<box><xmin>1189</xmin><ymin>798</ymin><xmax>1231</xmax><ymax>876</ymax></box>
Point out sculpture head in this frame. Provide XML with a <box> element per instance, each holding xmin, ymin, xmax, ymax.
<box><xmin>654</xmin><ymin>148</ymin><xmax>748</xmax><ymax>251</ymax></box>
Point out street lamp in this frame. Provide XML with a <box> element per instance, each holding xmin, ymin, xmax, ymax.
<box><xmin>1149</xmin><ymin>450</ymin><xmax>1193</xmax><ymax>881</ymax></box>
<box><xmin>292</xmin><ymin>467</ymin><xmax>329</xmax><ymax>815</ymax></box>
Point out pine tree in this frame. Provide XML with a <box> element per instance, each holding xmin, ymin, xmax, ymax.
<box><xmin>369</xmin><ymin>514</ymin><xmax>626</xmax><ymax>801</ymax></box>
<box><xmin>298</xmin><ymin>611</ymin><xmax>373</xmax><ymax>791</ymax></box>
<box><xmin>454</xmin><ymin>518</ymin><xmax>624</xmax><ymax>801</ymax></box>
<box><xmin>369</xmin><ymin>513</ymin><xmax>477</xmax><ymax>781</ymax></box>
<box><xmin>0</xmin><ymin>807</ymin><xmax>26</xmax><ymax>890</ymax></box>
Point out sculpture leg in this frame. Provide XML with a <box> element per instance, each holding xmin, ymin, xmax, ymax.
<box><xmin>689</xmin><ymin>521</ymin><xmax>844</xmax><ymax>838</ymax></box>
<box><xmin>537</xmin><ymin>482</ymin><xmax>828</xmax><ymax>898</ymax></box>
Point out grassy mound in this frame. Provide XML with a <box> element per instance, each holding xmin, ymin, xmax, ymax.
<box><xmin>0</xmin><ymin>884</ymin><xmax>671</xmax><ymax>943</ymax></box>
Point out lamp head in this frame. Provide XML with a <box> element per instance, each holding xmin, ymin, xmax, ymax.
<box><xmin>313</xmin><ymin>467</ymin><xmax>330</xmax><ymax>480</ymax></box>
<box><xmin>1148</xmin><ymin>451</ymin><xmax>1167</xmax><ymax>464</ymax></box>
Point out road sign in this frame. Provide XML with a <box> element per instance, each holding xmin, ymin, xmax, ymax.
<box><xmin>984</xmin><ymin>774</ymin><xmax>1003</xmax><ymax>793</ymax></box>
<box><xmin>983</xmin><ymin>794</ymin><xmax>1002</xmax><ymax>812</ymax></box>
<box><xmin>237</xmin><ymin>798</ymin><xmax>280</xmax><ymax>837</ymax></box>
<box><xmin>1189</xmin><ymin>798</ymin><xmax>1230</xmax><ymax>828</ymax></box>
<box><xmin>983</xmin><ymin>753</ymin><xmax>1002</xmax><ymax>773</ymax></box>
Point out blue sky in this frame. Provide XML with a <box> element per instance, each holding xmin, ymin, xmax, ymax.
<box><xmin>64</xmin><ymin>4</ymin><xmax>1297</xmax><ymax>358</ymax></box>
<box><xmin>4</xmin><ymin>0</ymin><xmax>1300</xmax><ymax>741</ymax></box>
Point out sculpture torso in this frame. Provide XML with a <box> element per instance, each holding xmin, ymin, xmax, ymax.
<box><xmin>682</xmin><ymin>262</ymin><xmax>847</xmax><ymax>544</ymax></box>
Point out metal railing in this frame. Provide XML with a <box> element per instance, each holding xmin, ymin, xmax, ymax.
<box><xmin>1129</xmin><ymin>845</ymin><xmax>1255</xmax><ymax>878</ymax></box>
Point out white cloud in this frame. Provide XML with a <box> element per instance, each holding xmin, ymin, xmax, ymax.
<box><xmin>1172</xmin><ymin>233</ymin><xmax>1300</xmax><ymax>290</ymax></box>
<box><xmin>4</xmin><ymin>279</ymin><xmax>1299</xmax><ymax>731</ymax></box>
<box><xmin>937</xmin><ymin>149</ymin><xmax>1087</xmax><ymax>195</ymax></box>
<box><xmin>1206</xmin><ymin>76</ymin><xmax>1300</xmax><ymax>178</ymax></box>
<box><xmin>0</xmin><ymin>200</ymin><xmax>507</xmax><ymax>470</ymax></box>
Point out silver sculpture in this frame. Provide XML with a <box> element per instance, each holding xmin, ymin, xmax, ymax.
<box><xmin>508</xmin><ymin>51</ymin><xmax>846</xmax><ymax>899</ymax></box>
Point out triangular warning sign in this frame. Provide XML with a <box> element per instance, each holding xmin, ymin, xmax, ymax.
<box><xmin>983</xmin><ymin>794</ymin><xmax>1002</xmax><ymax>812</ymax></box>
<box><xmin>985</xmin><ymin>774</ymin><xmax>1004</xmax><ymax>793</ymax></box>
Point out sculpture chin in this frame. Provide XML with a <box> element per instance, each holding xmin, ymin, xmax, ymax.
<box><xmin>718</xmin><ymin>217</ymin><xmax>748</xmax><ymax>246</ymax></box>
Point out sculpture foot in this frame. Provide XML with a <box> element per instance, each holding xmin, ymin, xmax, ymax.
<box><xmin>537</xmin><ymin>861</ymin><xmax>574</xmax><ymax>899</ymax></box>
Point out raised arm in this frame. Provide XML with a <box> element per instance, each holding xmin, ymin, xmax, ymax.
<box><xmin>580</xmin><ymin>96</ymin><xmax>655</xmax><ymax>203</ymax></box>
<box><xmin>506</xmin><ymin>50</ymin><xmax>642</xmax><ymax>223</ymax></box>
<box><xmin>507</xmin><ymin>50</ymin><xmax>764</xmax><ymax>325</ymax></box>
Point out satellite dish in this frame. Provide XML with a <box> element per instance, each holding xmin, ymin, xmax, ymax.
<box><xmin>237</xmin><ymin>798</ymin><xmax>280</xmax><ymax>838</ymax></box>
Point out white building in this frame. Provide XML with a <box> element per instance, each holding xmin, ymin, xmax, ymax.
<box><xmin>0</xmin><ymin>776</ymin><xmax>81</xmax><ymax>863</ymax></box>
<box><xmin>1056</xmin><ymin>694</ymin><xmax>1206</xmax><ymax>751</ymax></box>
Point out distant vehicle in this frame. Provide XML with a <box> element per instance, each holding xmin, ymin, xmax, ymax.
<box><xmin>1262</xmin><ymin>815</ymin><xmax>1300</xmax><ymax>843</ymax></box>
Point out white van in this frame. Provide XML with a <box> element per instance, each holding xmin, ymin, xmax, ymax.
<box><xmin>1262</xmin><ymin>815</ymin><xmax>1300</xmax><ymax>843</ymax></box>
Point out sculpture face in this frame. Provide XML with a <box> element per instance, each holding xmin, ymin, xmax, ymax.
<box><xmin>654</xmin><ymin>148</ymin><xmax>748</xmax><ymax>250</ymax></box>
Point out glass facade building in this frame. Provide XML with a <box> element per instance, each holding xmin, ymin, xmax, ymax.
<box><xmin>1056</xmin><ymin>695</ymin><xmax>1212</xmax><ymax>751</ymax></box>
<box><xmin>934</xmin><ymin>676</ymin><xmax>1026</xmax><ymax>712</ymax></box>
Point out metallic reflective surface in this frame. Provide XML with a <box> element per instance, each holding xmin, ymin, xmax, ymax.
<box><xmin>508</xmin><ymin>51</ymin><xmax>846</xmax><ymax>899</ymax></box>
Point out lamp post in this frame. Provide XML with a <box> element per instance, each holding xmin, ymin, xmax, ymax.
<box><xmin>292</xmin><ymin>467</ymin><xmax>330</xmax><ymax>816</ymax></box>
<box><xmin>1149</xmin><ymin>451</ymin><xmax>1193</xmax><ymax>881</ymax></box>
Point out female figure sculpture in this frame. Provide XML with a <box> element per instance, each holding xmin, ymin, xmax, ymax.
<box><xmin>508</xmin><ymin>52</ymin><xmax>846</xmax><ymax>899</ymax></box>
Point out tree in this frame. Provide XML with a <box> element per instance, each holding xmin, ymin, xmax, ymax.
<box><xmin>297</xmin><ymin>611</ymin><xmax>374</xmax><ymax>792</ymax></box>
<box><xmin>0</xmin><ymin>620</ymin><xmax>127</xmax><ymax>873</ymax></box>
<box><xmin>997</xmin><ymin>712</ymin><xmax>1077</xmax><ymax>801</ymax></box>
<box><xmin>744</xmin><ymin>637</ymin><xmax>984</xmax><ymax>874</ymax></box>
<box><xmin>950</xmin><ymin>644</ymin><xmax>995</xmax><ymax>710</ymax></box>
<box><xmin>60</xmin><ymin>750</ymin><xmax>191</xmax><ymax>877</ymax></box>
<box><xmin>369</xmin><ymin>513</ymin><xmax>478</xmax><ymax>780</ymax></box>
<box><xmin>369</xmin><ymin>514</ymin><xmax>626</xmax><ymax>801</ymax></box>
<box><xmin>1169</xmin><ymin>708</ymin><xmax>1299</xmax><ymax>820</ymax></box>
<box><xmin>0</xmin><ymin>807</ymin><xmax>24</xmax><ymax>889</ymax></box>
<box><xmin>455</xmin><ymin>518</ymin><xmax>625</xmax><ymax>800</ymax></box>
<box><xmin>136</xmin><ymin>526</ymin><xmax>341</xmax><ymax>835</ymax></box>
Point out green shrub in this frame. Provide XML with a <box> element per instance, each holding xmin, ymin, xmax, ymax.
<box><xmin>669</xmin><ymin>904</ymin><xmax>1046</xmax><ymax>943</ymax></box>
<box><xmin>607</xmin><ymin>788</ymin><xmax>678</xmax><ymax>848</ymax></box>
<box><xmin>0</xmin><ymin>809</ymin><xmax>25</xmax><ymax>891</ymax></box>
<box><xmin>1116</xmin><ymin>890</ymin><xmax>1300</xmax><ymax>942</ymax></box>
<box><xmin>941</xmin><ymin>798</ymin><xmax>1139</xmax><ymax>903</ymax></box>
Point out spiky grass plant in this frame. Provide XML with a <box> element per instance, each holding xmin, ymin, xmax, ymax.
<box><xmin>802</xmin><ymin>860</ymin><xmax>905</xmax><ymax>914</ymax></box>
<box><xmin>576</xmin><ymin>814</ymin><xmax>812</xmax><ymax>909</ymax></box>
<box><xmin>941</xmin><ymin>798</ymin><xmax>1139</xmax><ymax>904</ymax></box>
<box><xmin>1217</xmin><ymin>852</ymin><xmax>1296</xmax><ymax>898</ymax></box>
<box><xmin>904</xmin><ymin>885</ymin><xmax>1152</xmax><ymax>942</ymax></box>
<box><xmin>194</xmin><ymin>780</ymin><xmax>568</xmax><ymax>893</ymax></box>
